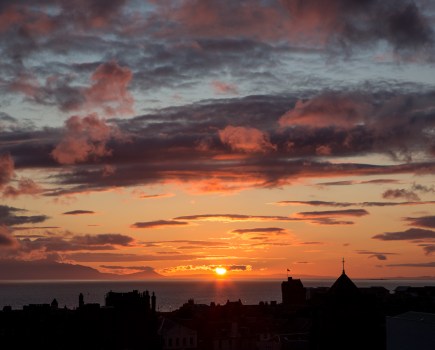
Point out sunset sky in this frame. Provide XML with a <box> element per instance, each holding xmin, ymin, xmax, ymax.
<box><xmin>1</xmin><ymin>0</ymin><xmax>435</xmax><ymax>280</ymax></box>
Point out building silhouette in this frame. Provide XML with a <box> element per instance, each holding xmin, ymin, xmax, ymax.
<box><xmin>281</xmin><ymin>277</ymin><xmax>305</xmax><ymax>306</ymax></box>
<box><xmin>312</xmin><ymin>261</ymin><xmax>385</xmax><ymax>350</ymax></box>
<box><xmin>0</xmin><ymin>266</ymin><xmax>434</xmax><ymax>349</ymax></box>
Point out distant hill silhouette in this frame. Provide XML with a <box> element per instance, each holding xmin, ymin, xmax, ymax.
<box><xmin>0</xmin><ymin>259</ymin><xmax>163</xmax><ymax>280</ymax></box>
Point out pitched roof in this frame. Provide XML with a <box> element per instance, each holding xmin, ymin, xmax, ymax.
<box><xmin>328</xmin><ymin>271</ymin><xmax>360</xmax><ymax>297</ymax></box>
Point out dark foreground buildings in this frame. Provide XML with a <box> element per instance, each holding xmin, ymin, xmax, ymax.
<box><xmin>0</xmin><ymin>289</ymin><xmax>160</xmax><ymax>349</ymax></box>
<box><xmin>1</xmin><ymin>271</ymin><xmax>434</xmax><ymax>349</ymax></box>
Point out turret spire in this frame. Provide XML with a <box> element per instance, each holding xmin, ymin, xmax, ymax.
<box><xmin>342</xmin><ymin>257</ymin><xmax>345</xmax><ymax>274</ymax></box>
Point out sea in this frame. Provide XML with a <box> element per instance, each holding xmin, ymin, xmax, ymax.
<box><xmin>0</xmin><ymin>279</ymin><xmax>434</xmax><ymax>312</ymax></box>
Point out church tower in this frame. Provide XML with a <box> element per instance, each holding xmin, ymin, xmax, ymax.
<box><xmin>281</xmin><ymin>271</ymin><xmax>306</xmax><ymax>305</ymax></box>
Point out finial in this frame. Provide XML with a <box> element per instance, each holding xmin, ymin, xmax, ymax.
<box><xmin>342</xmin><ymin>257</ymin><xmax>345</xmax><ymax>274</ymax></box>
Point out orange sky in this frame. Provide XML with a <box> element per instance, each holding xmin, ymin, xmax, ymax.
<box><xmin>0</xmin><ymin>0</ymin><xmax>435</xmax><ymax>280</ymax></box>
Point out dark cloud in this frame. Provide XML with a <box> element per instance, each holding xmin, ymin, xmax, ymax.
<box><xmin>137</xmin><ymin>193</ymin><xmax>174</xmax><ymax>199</ymax></box>
<box><xmin>282</xmin><ymin>0</ymin><xmax>434</xmax><ymax>52</ymax></box>
<box><xmin>317</xmin><ymin>179</ymin><xmax>400</xmax><ymax>186</ymax></box>
<box><xmin>0</xmin><ymin>205</ymin><xmax>49</xmax><ymax>226</ymax></box>
<box><xmin>362</xmin><ymin>179</ymin><xmax>400</xmax><ymax>185</ymax></box>
<box><xmin>387</xmin><ymin>261</ymin><xmax>435</xmax><ymax>268</ymax></box>
<box><xmin>316</xmin><ymin>181</ymin><xmax>356</xmax><ymax>186</ymax></box>
<box><xmin>2</xmin><ymin>178</ymin><xmax>43</xmax><ymax>198</ymax></box>
<box><xmin>372</xmin><ymin>228</ymin><xmax>435</xmax><ymax>241</ymax></box>
<box><xmin>174</xmin><ymin>212</ymin><xmax>359</xmax><ymax>226</ymax></box>
<box><xmin>0</xmin><ymin>226</ymin><xmax>17</xmax><ymax>247</ymax></box>
<box><xmin>404</xmin><ymin>216</ymin><xmax>435</xmax><ymax>229</ymax></box>
<box><xmin>308</xmin><ymin>218</ymin><xmax>355</xmax><ymax>225</ymax></box>
<box><xmin>11</xmin><ymin>226</ymin><xmax>60</xmax><ymax>231</ymax></box>
<box><xmin>275</xmin><ymin>200</ymin><xmax>435</xmax><ymax>207</ymax></box>
<box><xmin>62</xmin><ymin>210</ymin><xmax>96</xmax><ymax>215</ymax></box>
<box><xmin>231</xmin><ymin>227</ymin><xmax>287</xmax><ymax>234</ymax></box>
<box><xmin>154</xmin><ymin>0</ymin><xmax>433</xmax><ymax>54</ymax></box>
<box><xmin>383</xmin><ymin>188</ymin><xmax>420</xmax><ymax>201</ymax></box>
<box><xmin>67</xmin><ymin>252</ymin><xmax>199</xmax><ymax>262</ymax></box>
<box><xmin>3</xmin><ymin>0</ymin><xmax>428</xmax><ymax>61</ymax></box>
<box><xmin>142</xmin><ymin>240</ymin><xmax>229</xmax><ymax>250</ymax></box>
<box><xmin>226</xmin><ymin>265</ymin><xmax>251</xmax><ymax>271</ymax></box>
<box><xmin>0</xmin><ymin>0</ymin><xmax>128</xmax><ymax>33</ymax></box>
<box><xmin>131</xmin><ymin>220</ymin><xmax>189</xmax><ymax>229</ymax></box>
<box><xmin>19</xmin><ymin>236</ymin><xmax>114</xmax><ymax>252</ymax></box>
<box><xmin>381</xmin><ymin>183</ymin><xmax>435</xmax><ymax>202</ymax></box>
<box><xmin>0</xmin><ymin>112</ymin><xmax>16</xmax><ymax>124</ymax></box>
<box><xmin>356</xmin><ymin>250</ymin><xmax>398</xmax><ymax>260</ymax></box>
<box><xmin>296</xmin><ymin>209</ymin><xmax>369</xmax><ymax>217</ymax></box>
<box><xmin>19</xmin><ymin>233</ymin><xmax>134</xmax><ymax>252</ymax></box>
<box><xmin>411</xmin><ymin>183</ymin><xmax>435</xmax><ymax>193</ymax></box>
<box><xmin>2</xmin><ymin>90</ymin><xmax>435</xmax><ymax>196</ymax></box>
<box><xmin>0</xmin><ymin>1</ymin><xmax>433</xmax><ymax>136</ymax></box>
<box><xmin>174</xmin><ymin>214</ymin><xmax>296</xmax><ymax>222</ymax></box>
<box><xmin>0</xmin><ymin>153</ymin><xmax>14</xmax><ymax>188</ymax></box>
<box><xmin>70</xmin><ymin>234</ymin><xmax>133</xmax><ymax>246</ymax></box>
<box><xmin>419</xmin><ymin>244</ymin><xmax>435</xmax><ymax>256</ymax></box>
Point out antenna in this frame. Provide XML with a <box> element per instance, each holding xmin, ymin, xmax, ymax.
<box><xmin>342</xmin><ymin>257</ymin><xmax>345</xmax><ymax>274</ymax></box>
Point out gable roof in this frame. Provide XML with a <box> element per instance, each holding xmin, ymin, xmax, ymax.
<box><xmin>328</xmin><ymin>271</ymin><xmax>360</xmax><ymax>297</ymax></box>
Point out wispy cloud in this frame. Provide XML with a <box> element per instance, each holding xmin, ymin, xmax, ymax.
<box><xmin>0</xmin><ymin>205</ymin><xmax>49</xmax><ymax>227</ymax></box>
<box><xmin>62</xmin><ymin>210</ymin><xmax>95</xmax><ymax>215</ymax></box>
<box><xmin>274</xmin><ymin>200</ymin><xmax>435</xmax><ymax>207</ymax></box>
<box><xmin>0</xmin><ymin>226</ymin><xmax>18</xmax><ymax>247</ymax></box>
<box><xmin>230</xmin><ymin>227</ymin><xmax>287</xmax><ymax>235</ymax></box>
<box><xmin>146</xmin><ymin>240</ymin><xmax>229</xmax><ymax>250</ymax></box>
<box><xmin>131</xmin><ymin>220</ymin><xmax>189</xmax><ymax>229</ymax></box>
<box><xmin>419</xmin><ymin>244</ymin><xmax>435</xmax><ymax>256</ymax></box>
<box><xmin>136</xmin><ymin>192</ymin><xmax>175</xmax><ymax>200</ymax></box>
<box><xmin>372</xmin><ymin>228</ymin><xmax>435</xmax><ymax>241</ymax></box>
<box><xmin>174</xmin><ymin>214</ymin><xmax>296</xmax><ymax>222</ymax></box>
<box><xmin>18</xmin><ymin>233</ymin><xmax>134</xmax><ymax>253</ymax></box>
<box><xmin>67</xmin><ymin>252</ymin><xmax>199</xmax><ymax>262</ymax></box>
<box><xmin>383</xmin><ymin>189</ymin><xmax>420</xmax><ymax>201</ymax></box>
<box><xmin>296</xmin><ymin>209</ymin><xmax>369</xmax><ymax>217</ymax></box>
<box><xmin>387</xmin><ymin>262</ymin><xmax>435</xmax><ymax>268</ymax></box>
<box><xmin>404</xmin><ymin>216</ymin><xmax>435</xmax><ymax>229</ymax></box>
<box><xmin>355</xmin><ymin>250</ymin><xmax>399</xmax><ymax>261</ymax></box>
<box><xmin>174</xmin><ymin>212</ymin><xmax>361</xmax><ymax>226</ymax></box>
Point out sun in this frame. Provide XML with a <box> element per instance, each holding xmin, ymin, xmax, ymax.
<box><xmin>215</xmin><ymin>267</ymin><xmax>227</xmax><ymax>276</ymax></box>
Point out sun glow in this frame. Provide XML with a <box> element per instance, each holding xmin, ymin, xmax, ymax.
<box><xmin>215</xmin><ymin>267</ymin><xmax>227</xmax><ymax>276</ymax></box>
